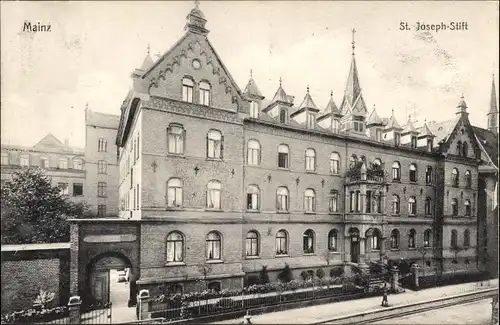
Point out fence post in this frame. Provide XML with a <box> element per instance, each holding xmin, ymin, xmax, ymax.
<box><xmin>67</xmin><ymin>296</ymin><xmax>81</xmax><ymax>324</ymax></box>
<box><xmin>390</xmin><ymin>266</ymin><xmax>399</xmax><ymax>292</ymax></box>
<box><xmin>411</xmin><ymin>264</ymin><xmax>420</xmax><ymax>289</ymax></box>
<box><xmin>137</xmin><ymin>289</ymin><xmax>151</xmax><ymax>321</ymax></box>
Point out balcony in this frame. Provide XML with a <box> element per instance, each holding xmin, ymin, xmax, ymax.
<box><xmin>345</xmin><ymin>162</ymin><xmax>387</xmax><ymax>185</ymax></box>
<box><xmin>344</xmin><ymin>213</ymin><xmax>385</xmax><ymax>224</ymax></box>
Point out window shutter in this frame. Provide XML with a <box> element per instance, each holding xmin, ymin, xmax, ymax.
<box><xmin>220</xmin><ymin>135</ymin><xmax>224</xmax><ymax>160</ymax></box>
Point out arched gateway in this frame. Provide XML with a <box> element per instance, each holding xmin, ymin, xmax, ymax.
<box><xmin>69</xmin><ymin>219</ymin><xmax>141</xmax><ymax>307</ymax></box>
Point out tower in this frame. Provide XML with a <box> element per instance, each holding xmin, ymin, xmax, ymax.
<box><xmin>487</xmin><ymin>74</ymin><xmax>498</xmax><ymax>134</ymax></box>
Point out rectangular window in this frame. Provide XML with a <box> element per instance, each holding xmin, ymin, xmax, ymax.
<box><xmin>355</xmin><ymin>191</ymin><xmax>361</xmax><ymax>212</ymax></box>
<box><xmin>349</xmin><ymin>192</ymin><xmax>354</xmax><ymax>212</ymax></box>
<box><xmin>98</xmin><ymin>182</ymin><xmax>107</xmax><ymax>197</ymax></box>
<box><xmin>366</xmin><ymin>191</ymin><xmax>372</xmax><ymax>213</ymax></box>
<box><xmin>375</xmin><ymin>129</ymin><xmax>382</xmax><ymax>142</ymax></box>
<box><xmin>306</xmin><ymin>113</ymin><xmax>315</xmax><ymax>128</ymax></box>
<box><xmin>278</xmin><ymin>153</ymin><xmax>288</xmax><ymax>168</ymax></box>
<box><xmin>97</xmin><ymin>205</ymin><xmax>106</xmax><ymax>217</ymax></box>
<box><xmin>247</xmin><ymin>193</ymin><xmax>258</xmax><ymax>210</ymax></box>
<box><xmin>58</xmin><ymin>182</ymin><xmax>69</xmax><ymax>195</ymax></box>
<box><xmin>207</xmin><ymin>138</ymin><xmax>221</xmax><ymax>158</ymax></box>
<box><xmin>250</xmin><ymin>101</ymin><xmax>259</xmax><ymax>118</ymax></box>
<box><xmin>168</xmin><ymin>126</ymin><xmax>184</xmax><ymax>154</ymax></box>
<box><xmin>20</xmin><ymin>155</ymin><xmax>29</xmax><ymax>166</ymax></box>
<box><xmin>329</xmin><ymin>193</ymin><xmax>338</xmax><ymax>213</ymax></box>
<box><xmin>59</xmin><ymin>159</ymin><xmax>68</xmax><ymax>169</ymax></box>
<box><xmin>98</xmin><ymin>160</ymin><xmax>107</xmax><ymax>174</ymax></box>
<box><xmin>182</xmin><ymin>84</ymin><xmax>193</xmax><ymax>103</ymax></box>
<box><xmin>73</xmin><ymin>159</ymin><xmax>83</xmax><ymax>170</ymax></box>
<box><xmin>73</xmin><ymin>183</ymin><xmax>83</xmax><ymax>196</ymax></box>
<box><xmin>98</xmin><ymin>138</ymin><xmax>107</xmax><ymax>152</ymax></box>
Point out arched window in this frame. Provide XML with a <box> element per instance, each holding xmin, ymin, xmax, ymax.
<box><xmin>329</xmin><ymin>190</ymin><xmax>338</xmax><ymax>213</ymax></box>
<box><xmin>408</xmin><ymin>229</ymin><xmax>416</xmax><ymax>249</ymax></box>
<box><xmin>166</xmin><ymin>232</ymin><xmax>184</xmax><ymax>262</ymax></box>
<box><xmin>373</xmin><ymin>158</ymin><xmax>382</xmax><ymax>167</ymax></box>
<box><xmin>207</xmin><ymin>181</ymin><xmax>221</xmax><ymax>209</ymax></box>
<box><xmin>424</xmin><ymin>229</ymin><xmax>432</xmax><ymax>247</ymax></box>
<box><xmin>426</xmin><ymin>166</ymin><xmax>433</xmax><ymax>184</ymax></box>
<box><xmin>390</xmin><ymin>229</ymin><xmax>400</xmax><ymax>249</ymax></box>
<box><xmin>206</xmin><ymin>232</ymin><xmax>221</xmax><ymax>260</ymax></box>
<box><xmin>349</xmin><ymin>155</ymin><xmax>357</xmax><ymax>169</ymax></box>
<box><xmin>303</xmin><ymin>229</ymin><xmax>315</xmax><ymax>254</ymax></box>
<box><xmin>304</xmin><ymin>189</ymin><xmax>316</xmax><ymax>212</ymax></box>
<box><xmin>305</xmin><ymin>149</ymin><xmax>316</xmax><ymax>171</ymax></box>
<box><xmin>392</xmin><ymin>194</ymin><xmax>400</xmax><ymax>214</ymax></box>
<box><xmin>276</xmin><ymin>187</ymin><xmax>289</xmax><ymax>211</ymax></box>
<box><xmin>465</xmin><ymin>170</ymin><xmax>472</xmax><ymax>188</ymax></box>
<box><xmin>247</xmin><ymin>185</ymin><xmax>259</xmax><ymax>210</ymax></box>
<box><xmin>247</xmin><ymin>140</ymin><xmax>260</xmax><ymax>165</ymax></box>
<box><xmin>370</xmin><ymin>229</ymin><xmax>381</xmax><ymax>251</ymax></box>
<box><xmin>425</xmin><ymin>197</ymin><xmax>432</xmax><ymax>215</ymax></box>
<box><xmin>451</xmin><ymin>229</ymin><xmax>458</xmax><ymax>248</ymax></box>
<box><xmin>167</xmin><ymin>124</ymin><xmax>185</xmax><ymax>154</ymax></box>
<box><xmin>409</xmin><ymin>164</ymin><xmax>417</xmax><ymax>182</ymax></box>
<box><xmin>463</xmin><ymin>229</ymin><xmax>470</xmax><ymax>247</ymax></box>
<box><xmin>328</xmin><ymin>229</ymin><xmax>338</xmax><ymax>252</ymax></box>
<box><xmin>456</xmin><ymin>141</ymin><xmax>462</xmax><ymax>156</ymax></box>
<box><xmin>464</xmin><ymin>199</ymin><xmax>471</xmax><ymax>216</ymax></box>
<box><xmin>451</xmin><ymin>198</ymin><xmax>458</xmax><ymax>216</ymax></box>
<box><xmin>278</xmin><ymin>144</ymin><xmax>289</xmax><ymax>168</ymax></box>
<box><xmin>73</xmin><ymin>158</ymin><xmax>83</xmax><ymax>170</ymax></box>
<box><xmin>462</xmin><ymin>141</ymin><xmax>468</xmax><ymax>157</ymax></box>
<box><xmin>392</xmin><ymin>161</ymin><xmax>401</xmax><ymax>181</ymax></box>
<box><xmin>452</xmin><ymin>168</ymin><xmax>459</xmax><ymax>187</ymax></box>
<box><xmin>167</xmin><ymin>178</ymin><xmax>183</xmax><ymax>207</ymax></box>
<box><xmin>58</xmin><ymin>158</ymin><xmax>68</xmax><ymax>169</ymax></box>
<box><xmin>279</xmin><ymin>109</ymin><xmax>287</xmax><ymax>123</ymax></box>
<box><xmin>408</xmin><ymin>196</ymin><xmax>417</xmax><ymax>215</ymax></box>
<box><xmin>207</xmin><ymin>130</ymin><xmax>223</xmax><ymax>159</ymax></box>
<box><xmin>199</xmin><ymin>81</ymin><xmax>211</xmax><ymax>106</ymax></box>
<box><xmin>275</xmin><ymin>230</ymin><xmax>288</xmax><ymax>255</ymax></box>
<box><xmin>182</xmin><ymin>78</ymin><xmax>194</xmax><ymax>103</ymax></box>
<box><xmin>330</xmin><ymin>152</ymin><xmax>340</xmax><ymax>174</ymax></box>
<box><xmin>246</xmin><ymin>231</ymin><xmax>259</xmax><ymax>257</ymax></box>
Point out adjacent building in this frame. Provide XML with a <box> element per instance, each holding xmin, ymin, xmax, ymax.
<box><xmin>115</xmin><ymin>4</ymin><xmax>497</xmax><ymax>294</ymax></box>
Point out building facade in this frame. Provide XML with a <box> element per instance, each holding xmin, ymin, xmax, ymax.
<box><xmin>1</xmin><ymin>134</ymin><xmax>86</xmax><ymax>203</ymax></box>
<box><xmin>114</xmin><ymin>4</ymin><xmax>497</xmax><ymax>295</ymax></box>
<box><xmin>84</xmin><ymin>107</ymin><xmax>120</xmax><ymax>217</ymax></box>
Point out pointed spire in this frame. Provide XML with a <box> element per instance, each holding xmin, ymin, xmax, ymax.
<box><xmin>385</xmin><ymin>108</ymin><xmax>403</xmax><ymax>130</ymax></box>
<box><xmin>351</xmin><ymin>28</ymin><xmax>356</xmax><ymax>55</ymax></box>
<box><xmin>490</xmin><ymin>73</ymin><xmax>498</xmax><ymax>114</ymax></box>
<box><xmin>402</xmin><ymin>116</ymin><xmax>418</xmax><ymax>134</ymax></box>
<box><xmin>319</xmin><ymin>91</ymin><xmax>340</xmax><ymax>119</ymax></box>
<box><xmin>186</xmin><ymin>0</ymin><xmax>208</xmax><ymax>35</ymax></box>
<box><xmin>147</xmin><ymin>43</ymin><xmax>151</xmax><ymax>55</ymax></box>
<box><xmin>299</xmin><ymin>86</ymin><xmax>318</xmax><ymax>110</ymax></box>
<box><xmin>140</xmin><ymin>45</ymin><xmax>154</xmax><ymax>71</ymax></box>
<box><xmin>366</xmin><ymin>104</ymin><xmax>383</xmax><ymax>126</ymax></box>
<box><xmin>419</xmin><ymin>120</ymin><xmax>435</xmax><ymax>138</ymax></box>
<box><xmin>457</xmin><ymin>93</ymin><xmax>468</xmax><ymax>113</ymax></box>
<box><xmin>243</xmin><ymin>69</ymin><xmax>264</xmax><ymax>99</ymax></box>
<box><xmin>271</xmin><ymin>78</ymin><xmax>291</xmax><ymax>105</ymax></box>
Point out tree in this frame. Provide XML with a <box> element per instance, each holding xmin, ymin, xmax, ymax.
<box><xmin>277</xmin><ymin>263</ymin><xmax>293</xmax><ymax>283</ymax></box>
<box><xmin>417</xmin><ymin>247</ymin><xmax>428</xmax><ymax>276</ymax></box>
<box><xmin>259</xmin><ymin>265</ymin><xmax>270</xmax><ymax>284</ymax></box>
<box><xmin>1</xmin><ymin>167</ymin><xmax>90</xmax><ymax>244</ymax></box>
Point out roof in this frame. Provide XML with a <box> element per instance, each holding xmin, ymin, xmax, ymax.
<box><xmin>472</xmin><ymin>126</ymin><xmax>498</xmax><ymax>168</ymax></box>
<box><xmin>384</xmin><ymin>111</ymin><xmax>403</xmax><ymax>131</ymax></box>
<box><xmin>339</xmin><ymin>55</ymin><xmax>367</xmax><ymax>115</ymax></box>
<box><xmin>490</xmin><ymin>76</ymin><xmax>498</xmax><ymax>114</ymax></box>
<box><xmin>402</xmin><ymin>118</ymin><xmax>418</xmax><ymax>134</ymax></box>
<box><xmin>416</xmin><ymin>122</ymin><xmax>435</xmax><ymax>137</ymax></box>
<box><xmin>298</xmin><ymin>89</ymin><xmax>318</xmax><ymax>111</ymax></box>
<box><xmin>457</xmin><ymin>95</ymin><xmax>468</xmax><ymax>112</ymax></box>
<box><xmin>33</xmin><ymin>133</ymin><xmax>65</xmax><ymax>149</ymax></box>
<box><xmin>366</xmin><ymin>106</ymin><xmax>383</xmax><ymax>126</ymax></box>
<box><xmin>87</xmin><ymin>110</ymin><xmax>120</xmax><ymax>129</ymax></box>
<box><xmin>271</xmin><ymin>85</ymin><xmax>293</xmax><ymax>105</ymax></box>
<box><xmin>1</xmin><ymin>242</ymin><xmax>70</xmax><ymax>252</ymax></box>
<box><xmin>427</xmin><ymin>117</ymin><xmax>459</xmax><ymax>145</ymax></box>
<box><xmin>244</xmin><ymin>77</ymin><xmax>264</xmax><ymax>99</ymax></box>
<box><xmin>140</xmin><ymin>54</ymin><xmax>154</xmax><ymax>71</ymax></box>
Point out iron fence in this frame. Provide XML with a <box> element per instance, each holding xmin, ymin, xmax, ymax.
<box><xmin>79</xmin><ymin>302</ymin><xmax>112</xmax><ymax>324</ymax></box>
<box><xmin>1</xmin><ymin>306</ymin><xmax>70</xmax><ymax>324</ymax></box>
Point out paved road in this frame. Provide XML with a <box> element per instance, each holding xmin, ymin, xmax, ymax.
<box><xmin>109</xmin><ymin>270</ymin><xmax>137</xmax><ymax>324</ymax></box>
<box><xmin>369</xmin><ymin>299</ymin><xmax>492</xmax><ymax>324</ymax></box>
<box><xmin>212</xmin><ymin>279</ymin><xmax>498</xmax><ymax>324</ymax></box>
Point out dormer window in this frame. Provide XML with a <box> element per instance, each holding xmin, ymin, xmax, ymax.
<box><xmin>375</xmin><ymin>129</ymin><xmax>382</xmax><ymax>142</ymax></box>
<box><xmin>199</xmin><ymin>81</ymin><xmax>211</xmax><ymax>106</ymax></box>
<box><xmin>182</xmin><ymin>78</ymin><xmax>194</xmax><ymax>103</ymax></box>
<box><xmin>279</xmin><ymin>109</ymin><xmax>287</xmax><ymax>124</ymax></box>
<box><xmin>411</xmin><ymin>136</ymin><xmax>417</xmax><ymax>148</ymax></box>
<box><xmin>250</xmin><ymin>101</ymin><xmax>259</xmax><ymax>118</ymax></box>
<box><xmin>306</xmin><ymin>112</ymin><xmax>315</xmax><ymax>129</ymax></box>
<box><xmin>394</xmin><ymin>133</ymin><xmax>401</xmax><ymax>146</ymax></box>
<box><xmin>353</xmin><ymin>121</ymin><xmax>364</xmax><ymax>132</ymax></box>
<box><xmin>427</xmin><ymin>139</ymin><xmax>433</xmax><ymax>152</ymax></box>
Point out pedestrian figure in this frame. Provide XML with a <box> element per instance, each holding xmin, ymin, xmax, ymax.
<box><xmin>242</xmin><ymin>310</ymin><xmax>252</xmax><ymax>324</ymax></box>
<box><xmin>381</xmin><ymin>284</ymin><xmax>389</xmax><ymax>307</ymax></box>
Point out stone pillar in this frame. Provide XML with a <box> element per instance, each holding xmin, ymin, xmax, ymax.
<box><xmin>137</xmin><ymin>289</ymin><xmax>151</xmax><ymax>321</ymax></box>
<box><xmin>379</xmin><ymin>237</ymin><xmax>386</xmax><ymax>261</ymax></box>
<box><xmin>390</xmin><ymin>266</ymin><xmax>399</xmax><ymax>292</ymax></box>
<box><xmin>67</xmin><ymin>296</ymin><xmax>81</xmax><ymax>324</ymax></box>
<box><xmin>411</xmin><ymin>264</ymin><xmax>420</xmax><ymax>289</ymax></box>
<box><xmin>69</xmin><ymin>223</ymin><xmax>79</xmax><ymax>297</ymax></box>
<box><xmin>359</xmin><ymin>238</ymin><xmax>366</xmax><ymax>264</ymax></box>
<box><xmin>492</xmin><ymin>295</ymin><xmax>499</xmax><ymax>325</ymax></box>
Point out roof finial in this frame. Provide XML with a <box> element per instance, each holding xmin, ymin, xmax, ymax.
<box><xmin>461</xmin><ymin>92</ymin><xmax>464</xmax><ymax>99</ymax></box>
<box><xmin>147</xmin><ymin>43</ymin><xmax>151</xmax><ymax>55</ymax></box>
<box><xmin>279</xmin><ymin>77</ymin><xmax>282</xmax><ymax>87</ymax></box>
<box><xmin>307</xmin><ymin>85</ymin><xmax>310</xmax><ymax>93</ymax></box>
<box><xmin>373</xmin><ymin>104</ymin><xmax>376</xmax><ymax>109</ymax></box>
<box><xmin>330</xmin><ymin>90</ymin><xmax>333</xmax><ymax>97</ymax></box>
<box><xmin>392</xmin><ymin>108</ymin><xmax>395</xmax><ymax>116</ymax></box>
<box><xmin>250</xmin><ymin>69</ymin><xmax>253</xmax><ymax>78</ymax></box>
<box><xmin>194</xmin><ymin>0</ymin><xmax>200</xmax><ymax>9</ymax></box>
<box><xmin>351</xmin><ymin>28</ymin><xmax>356</xmax><ymax>55</ymax></box>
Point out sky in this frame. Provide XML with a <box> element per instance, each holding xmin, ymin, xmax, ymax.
<box><xmin>1</xmin><ymin>1</ymin><xmax>498</xmax><ymax>148</ymax></box>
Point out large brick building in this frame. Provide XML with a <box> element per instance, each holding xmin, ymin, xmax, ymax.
<box><xmin>110</xmin><ymin>4</ymin><xmax>497</xmax><ymax>294</ymax></box>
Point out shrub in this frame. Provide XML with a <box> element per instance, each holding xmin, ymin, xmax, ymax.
<box><xmin>278</xmin><ymin>263</ymin><xmax>293</xmax><ymax>283</ymax></box>
<box><xmin>315</xmin><ymin>268</ymin><xmax>325</xmax><ymax>279</ymax></box>
<box><xmin>259</xmin><ymin>265</ymin><xmax>270</xmax><ymax>284</ymax></box>
<box><xmin>245</xmin><ymin>274</ymin><xmax>260</xmax><ymax>287</ymax></box>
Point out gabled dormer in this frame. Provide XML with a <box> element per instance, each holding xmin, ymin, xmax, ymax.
<box><xmin>262</xmin><ymin>78</ymin><xmax>294</xmax><ymax>124</ymax></box>
<box><xmin>366</xmin><ymin>104</ymin><xmax>384</xmax><ymax>141</ymax></box>
<box><xmin>417</xmin><ymin>120</ymin><xmax>436</xmax><ymax>152</ymax></box>
<box><xmin>291</xmin><ymin>86</ymin><xmax>320</xmax><ymax>129</ymax></box>
<box><xmin>401</xmin><ymin>116</ymin><xmax>420</xmax><ymax>148</ymax></box>
<box><xmin>243</xmin><ymin>70</ymin><xmax>265</xmax><ymax>118</ymax></box>
<box><xmin>317</xmin><ymin>91</ymin><xmax>342</xmax><ymax>133</ymax></box>
<box><xmin>383</xmin><ymin>109</ymin><xmax>403</xmax><ymax>146</ymax></box>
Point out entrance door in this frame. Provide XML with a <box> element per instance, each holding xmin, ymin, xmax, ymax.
<box><xmin>351</xmin><ymin>240</ymin><xmax>360</xmax><ymax>263</ymax></box>
<box><xmin>92</xmin><ymin>271</ymin><xmax>110</xmax><ymax>305</ymax></box>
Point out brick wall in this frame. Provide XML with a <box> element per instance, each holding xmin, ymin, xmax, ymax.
<box><xmin>1</xmin><ymin>246</ymin><xmax>70</xmax><ymax>314</ymax></box>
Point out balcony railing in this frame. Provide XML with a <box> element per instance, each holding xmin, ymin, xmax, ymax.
<box><xmin>346</xmin><ymin>174</ymin><xmax>386</xmax><ymax>184</ymax></box>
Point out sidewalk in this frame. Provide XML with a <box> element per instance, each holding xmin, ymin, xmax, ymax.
<box><xmin>212</xmin><ymin>279</ymin><xmax>498</xmax><ymax>324</ymax></box>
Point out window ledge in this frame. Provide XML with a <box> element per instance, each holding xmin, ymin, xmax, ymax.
<box><xmin>328</xmin><ymin>250</ymin><xmax>341</xmax><ymax>254</ymax></box>
<box><xmin>304</xmin><ymin>211</ymin><xmax>316</xmax><ymax>215</ymax></box>
<box><xmin>206</xmin><ymin>259</ymin><xmax>224</xmax><ymax>264</ymax></box>
<box><xmin>166</xmin><ymin>154</ymin><xmax>186</xmax><ymax>159</ymax></box>
<box><xmin>206</xmin><ymin>158</ymin><xmax>223</xmax><ymax>162</ymax></box>
<box><xmin>277</xmin><ymin>167</ymin><xmax>290</xmax><ymax>171</ymax></box>
<box><xmin>245</xmin><ymin>256</ymin><xmax>261</xmax><ymax>260</ymax></box>
<box><xmin>205</xmin><ymin>209</ymin><xmax>223</xmax><ymax>212</ymax></box>
<box><xmin>166</xmin><ymin>207</ymin><xmax>184</xmax><ymax>211</ymax></box>
<box><xmin>331</xmin><ymin>173</ymin><xmax>341</xmax><ymax>177</ymax></box>
<box><xmin>392</xmin><ymin>179</ymin><xmax>401</xmax><ymax>183</ymax></box>
<box><xmin>165</xmin><ymin>262</ymin><xmax>186</xmax><ymax>267</ymax></box>
<box><xmin>329</xmin><ymin>212</ymin><xmax>341</xmax><ymax>215</ymax></box>
<box><xmin>409</xmin><ymin>181</ymin><xmax>418</xmax><ymax>184</ymax></box>
<box><xmin>73</xmin><ymin>195</ymin><xmax>84</xmax><ymax>198</ymax></box>
<box><xmin>303</xmin><ymin>253</ymin><xmax>316</xmax><ymax>256</ymax></box>
<box><xmin>246</xmin><ymin>210</ymin><xmax>260</xmax><ymax>213</ymax></box>
<box><xmin>305</xmin><ymin>171</ymin><xmax>317</xmax><ymax>174</ymax></box>
<box><xmin>276</xmin><ymin>211</ymin><xmax>290</xmax><ymax>214</ymax></box>
<box><xmin>408</xmin><ymin>247</ymin><xmax>416</xmax><ymax>250</ymax></box>
<box><xmin>370</xmin><ymin>249</ymin><xmax>381</xmax><ymax>252</ymax></box>
<box><xmin>275</xmin><ymin>254</ymin><xmax>289</xmax><ymax>258</ymax></box>
<box><xmin>391</xmin><ymin>214</ymin><xmax>400</xmax><ymax>217</ymax></box>
<box><xmin>390</xmin><ymin>249</ymin><xmax>400</xmax><ymax>251</ymax></box>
